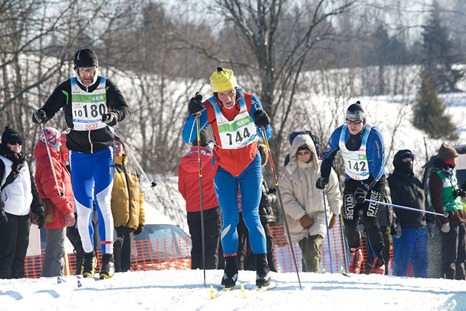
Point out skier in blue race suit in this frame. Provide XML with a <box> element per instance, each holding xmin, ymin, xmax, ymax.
<box><xmin>32</xmin><ymin>48</ymin><xmax>130</xmax><ymax>279</ymax></box>
<box><xmin>316</xmin><ymin>102</ymin><xmax>388</xmax><ymax>275</ymax></box>
<box><xmin>182</xmin><ymin>67</ymin><xmax>273</xmax><ymax>288</ymax></box>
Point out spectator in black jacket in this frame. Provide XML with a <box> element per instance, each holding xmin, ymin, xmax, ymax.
<box><xmin>387</xmin><ymin>149</ymin><xmax>428</xmax><ymax>277</ymax></box>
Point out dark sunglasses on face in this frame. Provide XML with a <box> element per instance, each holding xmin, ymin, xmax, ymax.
<box><xmin>297</xmin><ymin>150</ymin><xmax>311</xmax><ymax>156</ymax></box>
<box><xmin>8</xmin><ymin>138</ymin><xmax>22</xmax><ymax>145</ymax></box>
<box><xmin>346</xmin><ymin>119</ymin><xmax>362</xmax><ymax>125</ymax></box>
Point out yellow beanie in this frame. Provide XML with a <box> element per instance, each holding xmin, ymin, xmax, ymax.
<box><xmin>210</xmin><ymin>67</ymin><xmax>238</xmax><ymax>93</ymax></box>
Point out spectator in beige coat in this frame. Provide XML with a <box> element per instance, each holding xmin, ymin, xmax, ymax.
<box><xmin>279</xmin><ymin>133</ymin><xmax>342</xmax><ymax>273</ymax></box>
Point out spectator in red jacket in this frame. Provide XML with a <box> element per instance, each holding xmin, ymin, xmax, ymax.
<box><xmin>178</xmin><ymin>129</ymin><xmax>222</xmax><ymax>269</ymax></box>
<box><xmin>34</xmin><ymin>127</ymin><xmax>75</xmax><ymax>277</ymax></box>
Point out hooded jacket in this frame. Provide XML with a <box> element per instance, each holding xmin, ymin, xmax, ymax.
<box><xmin>178</xmin><ymin>146</ymin><xmax>219</xmax><ymax>212</ymax></box>
<box><xmin>33</xmin><ymin>141</ymin><xmax>74</xmax><ymax>229</ymax></box>
<box><xmin>111</xmin><ymin>155</ymin><xmax>145</xmax><ymax>229</ymax></box>
<box><xmin>279</xmin><ymin>134</ymin><xmax>342</xmax><ymax>242</ymax></box>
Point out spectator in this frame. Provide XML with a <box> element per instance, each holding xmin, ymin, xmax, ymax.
<box><xmin>111</xmin><ymin>136</ymin><xmax>145</xmax><ymax>273</ymax></box>
<box><xmin>182</xmin><ymin>67</ymin><xmax>273</xmax><ymax>288</ymax></box>
<box><xmin>32</xmin><ymin>48</ymin><xmax>131</xmax><ymax>279</ymax></box>
<box><xmin>387</xmin><ymin>149</ymin><xmax>427</xmax><ymax>277</ymax></box>
<box><xmin>178</xmin><ymin>130</ymin><xmax>222</xmax><ymax>269</ymax></box>
<box><xmin>317</xmin><ymin>101</ymin><xmax>388</xmax><ymax>274</ymax></box>
<box><xmin>280</xmin><ymin>133</ymin><xmax>342</xmax><ymax>272</ymax></box>
<box><xmin>237</xmin><ymin>144</ymin><xmax>278</xmax><ymax>272</ymax></box>
<box><xmin>34</xmin><ymin>127</ymin><xmax>75</xmax><ymax>277</ymax></box>
<box><xmin>428</xmin><ymin>143</ymin><xmax>466</xmax><ymax>280</ymax></box>
<box><xmin>0</xmin><ymin>126</ymin><xmax>45</xmax><ymax>279</ymax></box>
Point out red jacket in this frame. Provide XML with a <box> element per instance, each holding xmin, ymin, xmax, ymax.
<box><xmin>33</xmin><ymin>141</ymin><xmax>74</xmax><ymax>230</ymax></box>
<box><xmin>178</xmin><ymin>146</ymin><xmax>219</xmax><ymax>212</ymax></box>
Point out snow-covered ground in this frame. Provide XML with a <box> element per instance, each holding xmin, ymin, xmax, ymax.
<box><xmin>1</xmin><ymin>269</ymin><xmax>465</xmax><ymax>311</ymax></box>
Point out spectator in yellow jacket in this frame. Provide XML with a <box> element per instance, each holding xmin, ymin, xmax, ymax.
<box><xmin>111</xmin><ymin>137</ymin><xmax>145</xmax><ymax>272</ymax></box>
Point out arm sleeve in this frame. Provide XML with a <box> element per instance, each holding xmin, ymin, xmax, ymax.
<box><xmin>250</xmin><ymin>95</ymin><xmax>272</xmax><ymax>139</ymax></box>
<box><xmin>29</xmin><ymin>170</ymin><xmax>44</xmax><ymax>214</ymax></box>
<box><xmin>34</xmin><ymin>81</ymin><xmax>70</xmax><ymax>124</ymax></box>
<box><xmin>279</xmin><ymin>171</ymin><xmax>306</xmax><ymax>221</ymax></box>
<box><xmin>429</xmin><ymin>173</ymin><xmax>446</xmax><ymax>217</ymax></box>
<box><xmin>182</xmin><ymin>107</ymin><xmax>208</xmax><ymax>144</ymax></box>
<box><xmin>320</xmin><ymin>128</ymin><xmax>341</xmax><ymax>179</ymax></box>
<box><xmin>366</xmin><ymin>127</ymin><xmax>386</xmax><ymax>188</ymax></box>
<box><xmin>106</xmin><ymin>79</ymin><xmax>131</xmax><ymax>122</ymax></box>
<box><xmin>326</xmin><ymin>168</ymin><xmax>342</xmax><ymax>215</ymax></box>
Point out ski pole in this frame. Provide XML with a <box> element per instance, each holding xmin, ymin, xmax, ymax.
<box><xmin>364</xmin><ymin>199</ymin><xmax>448</xmax><ymax>217</ymax></box>
<box><xmin>195</xmin><ymin>113</ymin><xmax>207</xmax><ymax>287</ymax></box>
<box><xmin>114</xmin><ymin>130</ymin><xmax>157</xmax><ymax>188</ymax></box>
<box><xmin>40</xmin><ymin>124</ymin><xmax>63</xmax><ymax>197</ymax></box>
<box><xmin>321</xmin><ymin>190</ymin><xmax>334</xmax><ymax>273</ymax></box>
<box><xmin>339</xmin><ymin>214</ymin><xmax>350</xmax><ymax>273</ymax></box>
<box><xmin>259</xmin><ymin>125</ymin><xmax>302</xmax><ymax>290</ymax></box>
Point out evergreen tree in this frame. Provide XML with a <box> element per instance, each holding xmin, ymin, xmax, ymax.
<box><xmin>421</xmin><ymin>1</ymin><xmax>463</xmax><ymax>92</ymax></box>
<box><xmin>412</xmin><ymin>67</ymin><xmax>458</xmax><ymax>140</ymax></box>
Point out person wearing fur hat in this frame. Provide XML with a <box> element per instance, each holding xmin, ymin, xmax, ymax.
<box><xmin>33</xmin><ymin>127</ymin><xmax>75</xmax><ymax>277</ymax></box>
<box><xmin>31</xmin><ymin>48</ymin><xmax>131</xmax><ymax>279</ymax></box>
<box><xmin>178</xmin><ymin>129</ymin><xmax>222</xmax><ymax>270</ymax></box>
<box><xmin>182</xmin><ymin>67</ymin><xmax>273</xmax><ymax>288</ymax></box>
<box><xmin>316</xmin><ymin>101</ymin><xmax>388</xmax><ymax>274</ymax></box>
<box><xmin>428</xmin><ymin>143</ymin><xmax>466</xmax><ymax>280</ymax></box>
<box><xmin>387</xmin><ymin>149</ymin><xmax>428</xmax><ymax>277</ymax></box>
<box><xmin>0</xmin><ymin>126</ymin><xmax>45</xmax><ymax>279</ymax></box>
<box><xmin>280</xmin><ymin>134</ymin><xmax>342</xmax><ymax>273</ymax></box>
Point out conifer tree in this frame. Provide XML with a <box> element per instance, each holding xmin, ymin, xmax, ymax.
<box><xmin>413</xmin><ymin>67</ymin><xmax>458</xmax><ymax>140</ymax></box>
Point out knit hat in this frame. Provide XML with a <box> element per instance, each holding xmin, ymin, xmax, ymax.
<box><xmin>258</xmin><ymin>144</ymin><xmax>268</xmax><ymax>166</ymax></box>
<box><xmin>346</xmin><ymin>101</ymin><xmax>366</xmax><ymax>123</ymax></box>
<box><xmin>73</xmin><ymin>48</ymin><xmax>99</xmax><ymax>69</ymax></box>
<box><xmin>393</xmin><ymin>149</ymin><xmax>415</xmax><ymax>173</ymax></box>
<box><xmin>438</xmin><ymin>143</ymin><xmax>459</xmax><ymax>164</ymax></box>
<box><xmin>40</xmin><ymin>127</ymin><xmax>61</xmax><ymax>148</ymax></box>
<box><xmin>210</xmin><ymin>67</ymin><xmax>238</xmax><ymax>93</ymax></box>
<box><xmin>1</xmin><ymin>126</ymin><xmax>23</xmax><ymax>146</ymax></box>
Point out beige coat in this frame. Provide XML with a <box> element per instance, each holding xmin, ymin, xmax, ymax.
<box><xmin>279</xmin><ymin>134</ymin><xmax>342</xmax><ymax>242</ymax></box>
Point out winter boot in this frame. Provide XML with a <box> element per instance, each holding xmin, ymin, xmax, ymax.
<box><xmin>348</xmin><ymin>248</ymin><xmax>363</xmax><ymax>274</ymax></box>
<box><xmin>255</xmin><ymin>254</ymin><xmax>271</xmax><ymax>288</ymax></box>
<box><xmin>99</xmin><ymin>253</ymin><xmax>115</xmax><ymax>279</ymax></box>
<box><xmin>81</xmin><ymin>251</ymin><xmax>97</xmax><ymax>278</ymax></box>
<box><xmin>369</xmin><ymin>257</ymin><xmax>385</xmax><ymax>275</ymax></box>
<box><xmin>221</xmin><ymin>256</ymin><xmax>238</xmax><ymax>288</ymax></box>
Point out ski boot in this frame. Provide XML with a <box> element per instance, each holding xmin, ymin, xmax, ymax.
<box><xmin>369</xmin><ymin>257</ymin><xmax>385</xmax><ymax>275</ymax></box>
<box><xmin>221</xmin><ymin>256</ymin><xmax>238</xmax><ymax>288</ymax></box>
<box><xmin>99</xmin><ymin>253</ymin><xmax>115</xmax><ymax>279</ymax></box>
<box><xmin>255</xmin><ymin>254</ymin><xmax>271</xmax><ymax>288</ymax></box>
<box><xmin>348</xmin><ymin>248</ymin><xmax>363</xmax><ymax>274</ymax></box>
<box><xmin>81</xmin><ymin>251</ymin><xmax>97</xmax><ymax>278</ymax></box>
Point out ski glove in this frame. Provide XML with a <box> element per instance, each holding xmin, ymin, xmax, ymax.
<box><xmin>0</xmin><ymin>209</ymin><xmax>8</xmax><ymax>225</ymax></box>
<box><xmin>253</xmin><ymin>110</ymin><xmax>271</xmax><ymax>127</ymax></box>
<box><xmin>441</xmin><ymin>223</ymin><xmax>450</xmax><ymax>233</ymax></box>
<box><xmin>134</xmin><ymin>224</ymin><xmax>144</xmax><ymax>235</ymax></box>
<box><xmin>353</xmin><ymin>187</ymin><xmax>368</xmax><ymax>204</ymax></box>
<box><xmin>316</xmin><ymin>177</ymin><xmax>329</xmax><ymax>190</ymax></box>
<box><xmin>102</xmin><ymin>112</ymin><xmax>117</xmax><ymax>126</ymax></box>
<box><xmin>32</xmin><ymin>109</ymin><xmax>47</xmax><ymax>124</ymax></box>
<box><xmin>36</xmin><ymin>211</ymin><xmax>45</xmax><ymax>229</ymax></box>
<box><xmin>188</xmin><ymin>94</ymin><xmax>204</xmax><ymax>115</ymax></box>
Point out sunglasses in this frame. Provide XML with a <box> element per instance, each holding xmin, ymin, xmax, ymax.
<box><xmin>346</xmin><ymin>119</ymin><xmax>363</xmax><ymax>125</ymax></box>
<box><xmin>297</xmin><ymin>150</ymin><xmax>311</xmax><ymax>156</ymax></box>
<box><xmin>8</xmin><ymin>138</ymin><xmax>22</xmax><ymax>145</ymax></box>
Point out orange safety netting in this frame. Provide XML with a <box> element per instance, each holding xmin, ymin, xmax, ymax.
<box><xmin>24</xmin><ymin>223</ymin><xmax>392</xmax><ymax>278</ymax></box>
